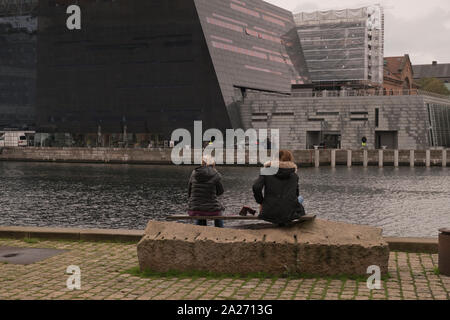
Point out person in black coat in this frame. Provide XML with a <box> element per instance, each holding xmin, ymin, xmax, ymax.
<box><xmin>188</xmin><ymin>155</ymin><xmax>225</xmax><ymax>228</ymax></box>
<box><xmin>252</xmin><ymin>150</ymin><xmax>306</xmax><ymax>226</ymax></box>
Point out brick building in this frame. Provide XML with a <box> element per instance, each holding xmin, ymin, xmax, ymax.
<box><xmin>383</xmin><ymin>54</ymin><xmax>417</xmax><ymax>94</ymax></box>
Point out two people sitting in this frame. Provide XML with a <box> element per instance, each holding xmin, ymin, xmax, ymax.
<box><xmin>187</xmin><ymin>150</ymin><xmax>306</xmax><ymax>227</ymax></box>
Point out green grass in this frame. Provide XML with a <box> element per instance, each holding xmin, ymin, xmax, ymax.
<box><xmin>15</xmin><ymin>237</ymin><xmax>137</xmax><ymax>245</ymax></box>
<box><xmin>122</xmin><ymin>266</ymin><xmax>387</xmax><ymax>282</ymax></box>
<box><xmin>22</xmin><ymin>238</ymin><xmax>40</xmax><ymax>244</ymax></box>
<box><xmin>433</xmin><ymin>266</ymin><xmax>440</xmax><ymax>276</ymax></box>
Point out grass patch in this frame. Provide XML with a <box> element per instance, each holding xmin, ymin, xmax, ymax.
<box><xmin>15</xmin><ymin>237</ymin><xmax>137</xmax><ymax>245</ymax></box>
<box><xmin>122</xmin><ymin>266</ymin><xmax>385</xmax><ymax>282</ymax></box>
<box><xmin>433</xmin><ymin>266</ymin><xmax>440</xmax><ymax>276</ymax></box>
<box><xmin>22</xmin><ymin>238</ymin><xmax>40</xmax><ymax>244</ymax></box>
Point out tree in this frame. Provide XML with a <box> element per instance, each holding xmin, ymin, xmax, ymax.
<box><xmin>418</xmin><ymin>78</ymin><xmax>450</xmax><ymax>96</ymax></box>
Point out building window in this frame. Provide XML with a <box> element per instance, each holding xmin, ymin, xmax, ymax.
<box><xmin>375</xmin><ymin>108</ymin><xmax>379</xmax><ymax>127</ymax></box>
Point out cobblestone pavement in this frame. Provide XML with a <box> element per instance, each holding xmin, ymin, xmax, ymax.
<box><xmin>0</xmin><ymin>238</ymin><xmax>449</xmax><ymax>300</ymax></box>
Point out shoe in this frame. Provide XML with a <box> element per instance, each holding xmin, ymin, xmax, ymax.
<box><xmin>246</xmin><ymin>207</ymin><xmax>257</xmax><ymax>216</ymax></box>
<box><xmin>239</xmin><ymin>206</ymin><xmax>256</xmax><ymax>216</ymax></box>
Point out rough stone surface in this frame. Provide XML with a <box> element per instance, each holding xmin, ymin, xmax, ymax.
<box><xmin>137</xmin><ymin>220</ymin><xmax>390</xmax><ymax>276</ymax></box>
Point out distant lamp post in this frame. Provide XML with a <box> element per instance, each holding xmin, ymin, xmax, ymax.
<box><xmin>97</xmin><ymin>122</ymin><xmax>102</xmax><ymax>147</ymax></box>
<box><xmin>121</xmin><ymin>116</ymin><xmax>128</xmax><ymax>148</ymax></box>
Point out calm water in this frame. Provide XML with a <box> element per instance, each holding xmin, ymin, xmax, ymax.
<box><xmin>0</xmin><ymin>161</ymin><xmax>449</xmax><ymax>237</ymax></box>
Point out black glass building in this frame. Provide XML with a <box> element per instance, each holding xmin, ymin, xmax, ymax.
<box><xmin>1</xmin><ymin>0</ymin><xmax>310</xmax><ymax>145</ymax></box>
<box><xmin>0</xmin><ymin>1</ymin><xmax>37</xmax><ymax>131</ymax></box>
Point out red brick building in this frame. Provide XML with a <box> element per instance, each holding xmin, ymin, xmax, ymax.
<box><xmin>383</xmin><ymin>54</ymin><xmax>418</xmax><ymax>94</ymax></box>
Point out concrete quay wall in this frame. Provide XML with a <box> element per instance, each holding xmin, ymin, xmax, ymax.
<box><xmin>0</xmin><ymin>225</ymin><xmax>439</xmax><ymax>254</ymax></box>
<box><xmin>0</xmin><ymin>147</ymin><xmax>173</xmax><ymax>165</ymax></box>
<box><xmin>0</xmin><ymin>147</ymin><xmax>448</xmax><ymax>167</ymax></box>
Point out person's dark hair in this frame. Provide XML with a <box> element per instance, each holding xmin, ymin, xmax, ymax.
<box><xmin>279</xmin><ymin>150</ymin><xmax>294</xmax><ymax>162</ymax></box>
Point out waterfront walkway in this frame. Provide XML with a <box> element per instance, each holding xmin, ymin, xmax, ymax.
<box><xmin>0</xmin><ymin>238</ymin><xmax>449</xmax><ymax>300</ymax></box>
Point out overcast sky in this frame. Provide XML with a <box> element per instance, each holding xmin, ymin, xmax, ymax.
<box><xmin>265</xmin><ymin>0</ymin><xmax>450</xmax><ymax>65</ymax></box>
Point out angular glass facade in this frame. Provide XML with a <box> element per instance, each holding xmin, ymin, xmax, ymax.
<box><xmin>195</xmin><ymin>0</ymin><xmax>310</xmax><ymax>127</ymax></box>
<box><xmin>428</xmin><ymin>103</ymin><xmax>450</xmax><ymax>148</ymax></box>
<box><xmin>0</xmin><ymin>11</ymin><xmax>37</xmax><ymax>130</ymax></box>
<box><xmin>37</xmin><ymin>0</ymin><xmax>230</xmax><ymax>139</ymax></box>
<box><xmin>0</xmin><ymin>0</ymin><xmax>311</xmax><ymax>145</ymax></box>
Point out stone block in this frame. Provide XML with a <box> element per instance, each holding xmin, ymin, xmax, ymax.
<box><xmin>137</xmin><ymin>219</ymin><xmax>389</xmax><ymax>277</ymax></box>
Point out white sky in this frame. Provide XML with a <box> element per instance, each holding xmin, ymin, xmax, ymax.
<box><xmin>265</xmin><ymin>0</ymin><xmax>450</xmax><ymax>64</ymax></box>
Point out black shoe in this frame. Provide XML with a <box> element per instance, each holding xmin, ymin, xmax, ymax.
<box><xmin>239</xmin><ymin>207</ymin><xmax>248</xmax><ymax>216</ymax></box>
<box><xmin>246</xmin><ymin>207</ymin><xmax>257</xmax><ymax>216</ymax></box>
<box><xmin>239</xmin><ymin>206</ymin><xmax>257</xmax><ymax>216</ymax></box>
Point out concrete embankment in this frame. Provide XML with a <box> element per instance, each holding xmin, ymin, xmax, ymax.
<box><xmin>0</xmin><ymin>225</ymin><xmax>439</xmax><ymax>254</ymax></box>
<box><xmin>0</xmin><ymin>147</ymin><xmax>448</xmax><ymax>167</ymax></box>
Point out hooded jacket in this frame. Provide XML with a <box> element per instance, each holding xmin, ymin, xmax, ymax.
<box><xmin>252</xmin><ymin>161</ymin><xmax>305</xmax><ymax>225</ymax></box>
<box><xmin>188</xmin><ymin>166</ymin><xmax>225</xmax><ymax>213</ymax></box>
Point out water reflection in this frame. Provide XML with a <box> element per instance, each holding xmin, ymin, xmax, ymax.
<box><xmin>0</xmin><ymin>162</ymin><xmax>449</xmax><ymax>237</ymax></box>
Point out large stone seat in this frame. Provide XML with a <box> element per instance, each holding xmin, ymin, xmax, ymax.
<box><xmin>137</xmin><ymin>219</ymin><xmax>389</xmax><ymax>277</ymax></box>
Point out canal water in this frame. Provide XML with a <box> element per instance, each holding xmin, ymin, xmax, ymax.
<box><xmin>0</xmin><ymin>161</ymin><xmax>449</xmax><ymax>237</ymax></box>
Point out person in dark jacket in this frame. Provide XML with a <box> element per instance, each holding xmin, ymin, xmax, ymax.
<box><xmin>252</xmin><ymin>150</ymin><xmax>306</xmax><ymax>226</ymax></box>
<box><xmin>188</xmin><ymin>155</ymin><xmax>225</xmax><ymax>228</ymax></box>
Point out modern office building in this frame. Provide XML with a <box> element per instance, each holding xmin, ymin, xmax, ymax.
<box><xmin>0</xmin><ymin>0</ymin><xmax>37</xmax><ymax>131</ymax></box>
<box><xmin>294</xmin><ymin>5</ymin><xmax>384</xmax><ymax>90</ymax></box>
<box><xmin>33</xmin><ymin>0</ymin><xmax>310</xmax><ymax>146</ymax></box>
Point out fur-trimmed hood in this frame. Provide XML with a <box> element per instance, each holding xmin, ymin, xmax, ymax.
<box><xmin>264</xmin><ymin>161</ymin><xmax>298</xmax><ymax>178</ymax></box>
<box><xmin>264</xmin><ymin>161</ymin><xmax>298</xmax><ymax>172</ymax></box>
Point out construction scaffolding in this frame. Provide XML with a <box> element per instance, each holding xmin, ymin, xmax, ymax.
<box><xmin>294</xmin><ymin>5</ymin><xmax>384</xmax><ymax>87</ymax></box>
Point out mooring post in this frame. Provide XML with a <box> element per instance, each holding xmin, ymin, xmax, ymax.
<box><xmin>443</xmin><ymin>149</ymin><xmax>447</xmax><ymax>168</ymax></box>
<box><xmin>331</xmin><ymin>149</ymin><xmax>336</xmax><ymax>168</ymax></box>
<box><xmin>410</xmin><ymin>150</ymin><xmax>415</xmax><ymax>168</ymax></box>
<box><xmin>394</xmin><ymin>150</ymin><xmax>399</xmax><ymax>167</ymax></box>
<box><xmin>379</xmin><ymin>149</ymin><xmax>384</xmax><ymax>168</ymax></box>
<box><xmin>315</xmin><ymin>148</ymin><xmax>320</xmax><ymax>168</ymax></box>
<box><xmin>347</xmin><ymin>150</ymin><xmax>352</xmax><ymax>168</ymax></box>
<box><xmin>426</xmin><ymin>150</ymin><xmax>431</xmax><ymax>168</ymax></box>
<box><xmin>363</xmin><ymin>149</ymin><xmax>368</xmax><ymax>168</ymax></box>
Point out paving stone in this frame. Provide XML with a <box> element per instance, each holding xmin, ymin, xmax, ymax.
<box><xmin>0</xmin><ymin>239</ymin><xmax>448</xmax><ymax>300</ymax></box>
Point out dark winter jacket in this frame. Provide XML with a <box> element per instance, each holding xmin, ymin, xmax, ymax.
<box><xmin>252</xmin><ymin>161</ymin><xmax>305</xmax><ymax>225</ymax></box>
<box><xmin>188</xmin><ymin>166</ymin><xmax>225</xmax><ymax>213</ymax></box>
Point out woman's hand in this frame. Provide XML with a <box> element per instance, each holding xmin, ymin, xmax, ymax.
<box><xmin>259</xmin><ymin>204</ymin><xmax>262</xmax><ymax>213</ymax></box>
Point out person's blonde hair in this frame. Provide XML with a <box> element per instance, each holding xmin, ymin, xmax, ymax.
<box><xmin>279</xmin><ymin>150</ymin><xmax>294</xmax><ymax>162</ymax></box>
<box><xmin>202</xmin><ymin>155</ymin><xmax>216</xmax><ymax>166</ymax></box>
